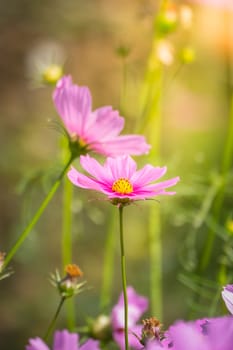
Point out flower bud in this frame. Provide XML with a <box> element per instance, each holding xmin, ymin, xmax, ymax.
<box><xmin>91</xmin><ymin>315</ymin><xmax>112</xmax><ymax>341</ymax></box>
<box><xmin>51</xmin><ymin>264</ymin><xmax>86</xmax><ymax>298</ymax></box>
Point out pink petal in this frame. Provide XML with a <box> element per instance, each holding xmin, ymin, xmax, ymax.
<box><xmin>131</xmin><ymin>165</ymin><xmax>167</xmax><ymax>187</ymax></box>
<box><xmin>67</xmin><ymin>167</ymin><xmax>103</xmax><ymax>191</ymax></box>
<box><xmin>222</xmin><ymin>287</ymin><xmax>233</xmax><ymax>314</ymax></box>
<box><xmin>26</xmin><ymin>338</ymin><xmax>50</xmax><ymax>350</ymax></box>
<box><xmin>83</xmin><ymin>106</ymin><xmax>124</xmax><ymax>142</ymax></box>
<box><xmin>113</xmin><ymin>327</ymin><xmax>143</xmax><ymax>350</ymax></box>
<box><xmin>53</xmin><ymin>330</ymin><xmax>78</xmax><ymax>350</ymax></box>
<box><xmin>53</xmin><ymin>76</ymin><xmax>92</xmax><ymax>137</ymax></box>
<box><xmin>112</xmin><ymin>287</ymin><xmax>148</xmax><ymax>329</ymax></box>
<box><xmin>80</xmin><ymin>155</ymin><xmax>113</xmax><ymax>184</ymax></box>
<box><xmin>105</xmin><ymin>155</ymin><xmax>137</xmax><ymax>180</ymax></box>
<box><xmin>143</xmin><ymin>177</ymin><xmax>180</xmax><ymax>192</ymax></box>
<box><xmin>79</xmin><ymin>339</ymin><xmax>100</xmax><ymax>350</ymax></box>
<box><xmin>92</xmin><ymin>135</ymin><xmax>151</xmax><ymax>156</ymax></box>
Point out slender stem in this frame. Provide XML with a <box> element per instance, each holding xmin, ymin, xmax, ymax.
<box><xmin>62</xmin><ymin>177</ymin><xmax>74</xmax><ymax>267</ymax></box>
<box><xmin>62</xmin><ymin>177</ymin><xmax>75</xmax><ymax>329</ymax></box>
<box><xmin>44</xmin><ymin>297</ymin><xmax>66</xmax><ymax>341</ymax></box>
<box><xmin>149</xmin><ymin>207</ymin><xmax>162</xmax><ymax>319</ymax></box>
<box><xmin>4</xmin><ymin>157</ymin><xmax>73</xmax><ymax>269</ymax></box>
<box><xmin>118</xmin><ymin>205</ymin><xmax>129</xmax><ymax>350</ymax></box>
<box><xmin>100</xmin><ymin>207</ymin><xmax>117</xmax><ymax>309</ymax></box>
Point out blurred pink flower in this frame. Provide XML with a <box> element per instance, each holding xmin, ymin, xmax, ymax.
<box><xmin>111</xmin><ymin>286</ymin><xmax>148</xmax><ymax>350</ymax></box>
<box><xmin>26</xmin><ymin>330</ymin><xmax>100</xmax><ymax>350</ymax></box>
<box><xmin>222</xmin><ymin>284</ymin><xmax>233</xmax><ymax>314</ymax></box>
<box><xmin>67</xmin><ymin>154</ymin><xmax>179</xmax><ymax>203</ymax></box>
<box><xmin>53</xmin><ymin>76</ymin><xmax>150</xmax><ymax>156</ymax></box>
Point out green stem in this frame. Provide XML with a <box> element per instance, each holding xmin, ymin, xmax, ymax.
<box><xmin>62</xmin><ymin>177</ymin><xmax>75</xmax><ymax>329</ymax></box>
<box><xmin>4</xmin><ymin>157</ymin><xmax>73</xmax><ymax>269</ymax></box>
<box><xmin>62</xmin><ymin>177</ymin><xmax>74</xmax><ymax>267</ymax></box>
<box><xmin>100</xmin><ymin>207</ymin><xmax>117</xmax><ymax>309</ymax></box>
<box><xmin>44</xmin><ymin>297</ymin><xmax>66</xmax><ymax>341</ymax></box>
<box><xmin>119</xmin><ymin>205</ymin><xmax>129</xmax><ymax>350</ymax></box>
<box><xmin>149</xmin><ymin>207</ymin><xmax>162</xmax><ymax>319</ymax></box>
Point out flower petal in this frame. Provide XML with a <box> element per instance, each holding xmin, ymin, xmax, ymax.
<box><xmin>105</xmin><ymin>155</ymin><xmax>137</xmax><ymax>180</ymax></box>
<box><xmin>222</xmin><ymin>285</ymin><xmax>233</xmax><ymax>314</ymax></box>
<box><xmin>142</xmin><ymin>177</ymin><xmax>180</xmax><ymax>192</ymax></box>
<box><xmin>53</xmin><ymin>76</ymin><xmax>92</xmax><ymax>137</ymax></box>
<box><xmin>68</xmin><ymin>167</ymin><xmax>103</xmax><ymax>191</ymax></box>
<box><xmin>112</xmin><ymin>286</ymin><xmax>148</xmax><ymax>329</ymax></box>
<box><xmin>52</xmin><ymin>330</ymin><xmax>79</xmax><ymax>350</ymax></box>
<box><xmin>92</xmin><ymin>135</ymin><xmax>151</xmax><ymax>156</ymax></box>
<box><xmin>80</xmin><ymin>339</ymin><xmax>100</xmax><ymax>350</ymax></box>
<box><xmin>26</xmin><ymin>338</ymin><xmax>50</xmax><ymax>350</ymax></box>
<box><xmin>80</xmin><ymin>155</ymin><xmax>113</xmax><ymax>184</ymax></box>
<box><xmin>83</xmin><ymin>106</ymin><xmax>124</xmax><ymax>142</ymax></box>
<box><xmin>131</xmin><ymin>165</ymin><xmax>167</xmax><ymax>187</ymax></box>
<box><xmin>113</xmin><ymin>326</ymin><xmax>143</xmax><ymax>350</ymax></box>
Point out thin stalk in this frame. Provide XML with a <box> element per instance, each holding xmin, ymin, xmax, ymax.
<box><xmin>100</xmin><ymin>207</ymin><xmax>117</xmax><ymax>309</ymax></box>
<box><xmin>62</xmin><ymin>177</ymin><xmax>75</xmax><ymax>329</ymax></box>
<box><xmin>4</xmin><ymin>157</ymin><xmax>73</xmax><ymax>269</ymax></box>
<box><xmin>149</xmin><ymin>207</ymin><xmax>162</xmax><ymax>319</ymax></box>
<box><xmin>44</xmin><ymin>297</ymin><xmax>66</xmax><ymax>341</ymax></box>
<box><xmin>119</xmin><ymin>205</ymin><xmax>129</xmax><ymax>350</ymax></box>
<box><xmin>62</xmin><ymin>178</ymin><xmax>74</xmax><ymax>267</ymax></box>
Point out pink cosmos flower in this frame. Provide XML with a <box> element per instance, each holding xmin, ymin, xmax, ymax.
<box><xmin>67</xmin><ymin>154</ymin><xmax>179</xmax><ymax>203</ymax></box>
<box><xmin>26</xmin><ymin>330</ymin><xmax>100</xmax><ymax>350</ymax></box>
<box><xmin>222</xmin><ymin>284</ymin><xmax>233</xmax><ymax>314</ymax></box>
<box><xmin>53</xmin><ymin>76</ymin><xmax>150</xmax><ymax>156</ymax></box>
<box><xmin>111</xmin><ymin>286</ymin><xmax>148</xmax><ymax>350</ymax></box>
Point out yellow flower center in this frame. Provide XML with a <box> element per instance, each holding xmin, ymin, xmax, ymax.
<box><xmin>112</xmin><ymin>178</ymin><xmax>133</xmax><ymax>194</ymax></box>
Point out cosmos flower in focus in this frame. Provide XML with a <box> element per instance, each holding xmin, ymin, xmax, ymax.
<box><xmin>53</xmin><ymin>76</ymin><xmax>150</xmax><ymax>157</ymax></box>
<box><xmin>68</xmin><ymin>154</ymin><xmax>179</xmax><ymax>205</ymax></box>
<box><xmin>111</xmin><ymin>286</ymin><xmax>148</xmax><ymax>350</ymax></box>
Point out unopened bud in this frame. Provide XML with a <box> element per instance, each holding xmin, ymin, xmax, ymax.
<box><xmin>91</xmin><ymin>315</ymin><xmax>112</xmax><ymax>341</ymax></box>
<box><xmin>50</xmin><ymin>264</ymin><xmax>86</xmax><ymax>298</ymax></box>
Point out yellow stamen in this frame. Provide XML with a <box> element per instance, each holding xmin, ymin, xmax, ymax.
<box><xmin>65</xmin><ymin>264</ymin><xmax>83</xmax><ymax>278</ymax></box>
<box><xmin>112</xmin><ymin>178</ymin><xmax>133</xmax><ymax>194</ymax></box>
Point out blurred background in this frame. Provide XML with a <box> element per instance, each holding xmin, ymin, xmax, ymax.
<box><xmin>0</xmin><ymin>0</ymin><xmax>233</xmax><ymax>349</ymax></box>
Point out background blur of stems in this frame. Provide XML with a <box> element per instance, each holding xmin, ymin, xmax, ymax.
<box><xmin>0</xmin><ymin>1</ymin><xmax>233</xmax><ymax>349</ymax></box>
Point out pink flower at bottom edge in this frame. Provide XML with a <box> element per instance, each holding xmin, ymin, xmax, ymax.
<box><xmin>53</xmin><ymin>75</ymin><xmax>150</xmax><ymax>157</ymax></box>
<box><xmin>26</xmin><ymin>330</ymin><xmax>100</xmax><ymax>350</ymax></box>
<box><xmin>68</xmin><ymin>154</ymin><xmax>180</xmax><ymax>203</ymax></box>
